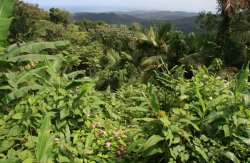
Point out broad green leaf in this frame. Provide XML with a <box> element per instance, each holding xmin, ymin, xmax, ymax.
<box><xmin>0</xmin><ymin>0</ymin><xmax>15</xmax><ymax>18</ymax></box>
<box><xmin>243</xmin><ymin>94</ymin><xmax>250</xmax><ymax>106</ymax></box>
<box><xmin>67</xmin><ymin>70</ymin><xmax>86</xmax><ymax>79</ymax></box>
<box><xmin>195</xmin><ymin>146</ymin><xmax>208</xmax><ymax>162</ymax></box>
<box><xmin>235</xmin><ymin>61</ymin><xmax>249</xmax><ymax>93</ymax></box>
<box><xmin>8</xmin><ymin>125</ymin><xmax>21</xmax><ymax>137</ymax></box>
<box><xmin>80</xmin><ymin>82</ymin><xmax>93</xmax><ymax>94</ymax></box>
<box><xmin>150</xmin><ymin>92</ymin><xmax>160</xmax><ymax>112</ymax></box>
<box><xmin>7</xmin><ymin>54</ymin><xmax>60</xmax><ymax>63</ymax></box>
<box><xmin>7</xmin><ymin>84</ymin><xmax>44</xmax><ymax>101</ymax></box>
<box><xmin>5</xmin><ymin>41</ymin><xmax>70</xmax><ymax>58</ymax></box>
<box><xmin>148</xmin><ymin>83</ymin><xmax>160</xmax><ymax>112</ymax></box>
<box><xmin>222</xmin><ymin>151</ymin><xmax>240</xmax><ymax>163</ymax></box>
<box><xmin>0</xmin><ymin>140</ymin><xmax>14</xmax><ymax>153</ymax></box>
<box><xmin>85</xmin><ymin>133</ymin><xmax>94</xmax><ymax>153</ymax></box>
<box><xmin>126</xmin><ymin>106</ymin><xmax>148</xmax><ymax>112</ymax></box>
<box><xmin>18</xmin><ymin>150</ymin><xmax>34</xmax><ymax>160</ymax></box>
<box><xmin>237</xmin><ymin>118</ymin><xmax>250</xmax><ymax>125</ymax></box>
<box><xmin>36</xmin><ymin>113</ymin><xmax>53</xmax><ymax>163</ymax></box>
<box><xmin>12</xmin><ymin>113</ymin><xmax>23</xmax><ymax>120</ymax></box>
<box><xmin>74</xmin><ymin>158</ymin><xmax>84</xmax><ymax>163</ymax></box>
<box><xmin>204</xmin><ymin>111</ymin><xmax>224</xmax><ymax>124</ymax></box>
<box><xmin>23</xmin><ymin>158</ymin><xmax>33</xmax><ymax>163</ymax></box>
<box><xmin>233</xmin><ymin>134</ymin><xmax>250</xmax><ymax>145</ymax></box>
<box><xmin>160</xmin><ymin>117</ymin><xmax>171</xmax><ymax>127</ymax></box>
<box><xmin>0</xmin><ymin>0</ymin><xmax>14</xmax><ymax>48</ymax></box>
<box><xmin>144</xmin><ymin>147</ymin><xmax>163</xmax><ymax>157</ymax></box>
<box><xmin>223</xmin><ymin>124</ymin><xmax>230</xmax><ymax>137</ymax></box>
<box><xmin>138</xmin><ymin>135</ymin><xmax>164</xmax><ymax>152</ymax></box>
<box><xmin>173</xmin><ymin>136</ymin><xmax>181</xmax><ymax>144</ymax></box>
<box><xmin>58</xmin><ymin>155</ymin><xmax>70</xmax><ymax>163</ymax></box>
<box><xmin>65</xmin><ymin>125</ymin><xmax>71</xmax><ymax>146</ymax></box>
<box><xmin>0</xmin><ymin>85</ymin><xmax>12</xmax><ymax>90</ymax></box>
<box><xmin>195</xmin><ymin>76</ymin><xmax>206</xmax><ymax>113</ymax></box>
<box><xmin>206</xmin><ymin>94</ymin><xmax>230</xmax><ymax>109</ymax></box>
<box><xmin>60</xmin><ymin>109</ymin><xmax>69</xmax><ymax>120</ymax></box>
<box><xmin>166</xmin><ymin>129</ymin><xmax>174</xmax><ymax>146</ymax></box>
<box><xmin>127</xmin><ymin>138</ymin><xmax>144</xmax><ymax>152</ymax></box>
<box><xmin>105</xmin><ymin>105</ymin><xmax>121</xmax><ymax>120</ymax></box>
<box><xmin>24</xmin><ymin>136</ymin><xmax>36</xmax><ymax>149</ymax></box>
<box><xmin>56</xmin><ymin>119</ymin><xmax>67</xmax><ymax>130</ymax></box>
<box><xmin>0</xmin><ymin>18</ymin><xmax>12</xmax><ymax>47</ymax></box>
<box><xmin>5</xmin><ymin>66</ymin><xmax>47</xmax><ymax>87</ymax></box>
<box><xmin>242</xmin><ymin>138</ymin><xmax>250</xmax><ymax>145</ymax></box>
<box><xmin>132</xmin><ymin>118</ymin><xmax>155</xmax><ymax>122</ymax></box>
<box><xmin>179</xmin><ymin>119</ymin><xmax>200</xmax><ymax>131</ymax></box>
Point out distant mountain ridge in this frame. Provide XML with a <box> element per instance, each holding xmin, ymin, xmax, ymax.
<box><xmin>73</xmin><ymin>12</ymin><xmax>144</xmax><ymax>24</ymax></box>
<box><xmin>116</xmin><ymin>10</ymin><xmax>198</xmax><ymax>20</ymax></box>
<box><xmin>72</xmin><ymin>10</ymin><xmax>199</xmax><ymax>33</ymax></box>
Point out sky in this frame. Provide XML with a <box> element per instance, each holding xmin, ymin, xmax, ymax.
<box><xmin>24</xmin><ymin>0</ymin><xmax>218</xmax><ymax>13</ymax></box>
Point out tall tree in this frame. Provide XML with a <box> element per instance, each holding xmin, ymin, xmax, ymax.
<box><xmin>216</xmin><ymin>0</ymin><xmax>249</xmax><ymax>43</ymax></box>
<box><xmin>196</xmin><ymin>11</ymin><xmax>218</xmax><ymax>32</ymax></box>
<box><xmin>49</xmin><ymin>8</ymin><xmax>71</xmax><ymax>24</ymax></box>
<box><xmin>9</xmin><ymin>0</ymin><xmax>49</xmax><ymax>42</ymax></box>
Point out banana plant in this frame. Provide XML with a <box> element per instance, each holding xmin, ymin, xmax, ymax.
<box><xmin>0</xmin><ymin>41</ymin><xmax>69</xmax><ymax>60</ymax></box>
<box><xmin>0</xmin><ymin>56</ymin><xmax>86</xmax><ymax>103</ymax></box>
<box><xmin>0</xmin><ymin>0</ymin><xmax>15</xmax><ymax>50</ymax></box>
<box><xmin>0</xmin><ymin>41</ymin><xmax>69</xmax><ymax>95</ymax></box>
<box><xmin>0</xmin><ymin>40</ymin><xmax>88</xmax><ymax>108</ymax></box>
<box><xmin>0</xmin><ymin>41</ymin><xmax>70</xmax><ymax>78</ymax></box>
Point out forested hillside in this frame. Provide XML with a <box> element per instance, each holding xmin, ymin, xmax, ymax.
<box><xmin>0</xmin><ymin>0</ymin><xmax>249</xmax><ymax>162</ymax></box>
<box><xmin>72</xmin><ymin>11</ymin><xmax>199</xmax><ymax>33</ymax></box>
<box><xmin>117</xmin><ymin>10</ymin><xmax>198</xmax><ymax>20</ymax></box>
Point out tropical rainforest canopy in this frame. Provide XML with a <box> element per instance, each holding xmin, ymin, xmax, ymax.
<box><xmin>0</xmin><ymin>0</ymin><xmax>250</xmax><ymax>162</ymax></box>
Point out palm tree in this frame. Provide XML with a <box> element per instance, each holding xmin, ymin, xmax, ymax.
<box><xmin>216</xmin><ymin>0</ymin><xmax>249</xmax><ymax>43</ymax></box>
<box><xmin>136</xmin><ymin>23</ymin><xmax>172</xmax><ymax>54</ymax></box>
<box><xmin>136</xmin><ymin>23</ymin><xmax>172</xmax><ymax>81</ymax></box>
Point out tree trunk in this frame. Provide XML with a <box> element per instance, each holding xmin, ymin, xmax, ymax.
<box><xmin>216</xmin><ymin>10</ymin><xmax>231</xmax><ymax>45</ymax></box>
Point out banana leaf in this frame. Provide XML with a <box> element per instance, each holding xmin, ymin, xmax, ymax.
<box><xmin>0</xmin><ymin>0</ymin><xmax>15</xmax><ymax>49</ymax></box>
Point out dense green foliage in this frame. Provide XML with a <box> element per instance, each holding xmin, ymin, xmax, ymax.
<box><xmin>0</xmin><ymin>0</ymin><xmax>250</xmax><ymax>162</ymax></box>
<box><xmin>72</xmin><ymin>12</ymin><xmax>199</xmax><ymax>34</ymax></box>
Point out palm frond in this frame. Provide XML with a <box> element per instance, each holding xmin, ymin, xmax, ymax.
<box><xmin>136</xmin><ymin>25</ymin><xmax>158</xmax><ymax>47</ymax></box>
<box><xmin>140</xmin><ymin>55</ymin><xmax>167</xmax><ymax>82</ymax></box>
<box><xmin>231</xmin><ymin>20</ymin><xmax>250</xmax><ymax>43</ymax></box>
<box><xmin>158</xmin><ymin>23</ymin><xmax>172</xmax><ymax>41</ymax></box>
<box><xmin>221</xmin><ymin>0</ymin><xmax>248</xmax><ymax>16</ymax></box>
<box><xmin>179</xmin><ymin>52</ymin><xmax>208</xmax><ymax>68</ymax></box>
<box><xmin>140</xmin><ymin>55</ymin><xmax>166</xmax><ymax>71</ymax></box>
<box><xmin>105</xmin><ymin>48</ymin><xmax>121</xmax><ymax>69</ymax></box>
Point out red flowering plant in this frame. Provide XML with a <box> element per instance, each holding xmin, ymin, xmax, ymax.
<box><xmin>75</xmin><ymin>116</ymin><xmax>139</xmax><ymax>162</ymax></box>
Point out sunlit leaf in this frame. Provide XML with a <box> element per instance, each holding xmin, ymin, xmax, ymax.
<box><xmin>138</xmin><ymin>135</ymin><xmax>164</xmax><ymax>152</ymax></box>
<box><xmin>222</xmin><ymin>151</ymin><xmax>240</xmax><ymax>163</ymax></box>
<box><xmin>195</xmin><ymin>146</ymin><xmax>208</xmax><ymax>162</ymax></box>
<box><xmin>36</xmin><ymin>113</ymin><xmax>53</xmax><ymax>163</ymax></box>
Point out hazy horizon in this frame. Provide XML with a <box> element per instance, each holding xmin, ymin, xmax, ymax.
<box><xmin>24</xmin><ymin>0</ymin><xmax>217</xmax><ymax>13</ymax></box>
